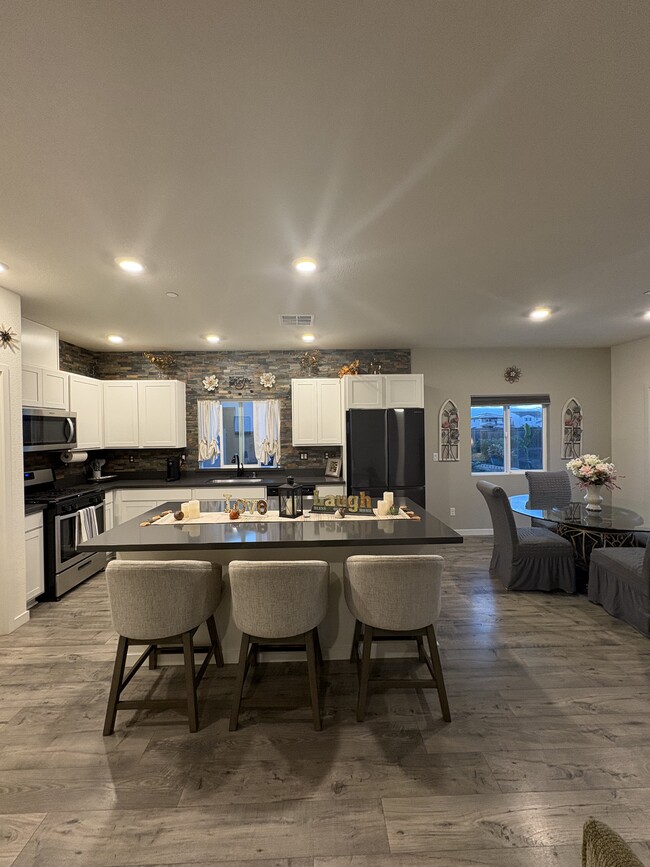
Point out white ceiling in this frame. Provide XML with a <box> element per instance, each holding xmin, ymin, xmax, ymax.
<box><xmin>1</xmin><ymin>0</ymin><xmax>649</xmax><ymax>352</ymax></box>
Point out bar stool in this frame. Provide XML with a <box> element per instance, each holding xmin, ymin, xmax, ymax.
<box><xmin>344</xmin><ymin>554</ymin><xmax>451</xmax><ymax>723</ymax></box>
<box><xmin>228</xmin><ymin>560</ymin><xmax>329</xmax><ymax>731</ymax></box>
<box><xmin>103</xmin><ymin>559</ymin><xmax>223</xmax><ymax>735</ymax></box>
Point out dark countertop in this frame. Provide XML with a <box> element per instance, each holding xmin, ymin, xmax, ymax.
<box><xmin>24</xmin><ymin>503</ymin><xmax>46</xmax><ymax>517</ymax></box>
<box><xmin>77</xmin><ymin>471</ymin><xmax>346</xmax><ymax>493</ymax></box>
<box><xmin>79</xmin><ymin>498</ymin><xmax>462</xmax><ymax>552</ymax></box>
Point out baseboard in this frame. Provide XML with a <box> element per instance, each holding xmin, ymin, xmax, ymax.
<box><xmin>13</xmin><ymin>610</ymin><xmax>30</xmax><ymax>628</ymax></box>
<box><xmin>458</xmin><ymin>528</ymin><xmax>493</xmax><ymax>536</ymax></box>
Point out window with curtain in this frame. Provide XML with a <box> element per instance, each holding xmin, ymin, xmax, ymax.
<box><xmin>198</xmin><ymin>399</ymin><xmax>281</xmax><ymax>469</ymax></box>
<box><xmin>471</xmin><ymin>394</ymin><xmax>548</xmax><ymax>474</ymax></box>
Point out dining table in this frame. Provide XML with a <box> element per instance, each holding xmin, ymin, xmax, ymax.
<box><xmin>509</xmin><ymin>493</ymin><xmax>649</xmax><ymax>572</ymax></box>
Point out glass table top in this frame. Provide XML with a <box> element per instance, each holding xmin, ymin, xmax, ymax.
<box><xmin>509</xmin><ymin>494</ymin><xmax>650</xmax><ymax>532</ymax></box>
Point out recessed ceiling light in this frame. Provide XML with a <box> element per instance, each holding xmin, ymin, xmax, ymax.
<box><xmin>643</xmin><ymin>311</ymin><xmax>650</xmax><ymax>320</ymax></box>
<box><xmin>107</xmin><ymin>334</ymin><xmax>124</xmax><ymax>344</ymax></box>
<box><xmin>115</xmin><ymin>257</ymin><xmax>145</xmax><ymax>274</ymax></box>
<box><xmin>529</xmin><ymin>307</ymin><xmax>551</xmax><ymax>321</ymax></box>
<box><xmin>166</xmin><ymin>291</ymin><xmax>179</xmax><ymax>298</ymax></box>
<box><xmin>205</xmin><ymin>334</ymin><xmax>221</xmax><ymax>344</ymax></box>
<box><xmin>0</xmin><ymin>262</ymin><xmax>8</xmax><ymax>273</ymax></box>
<box><xmin>292</xmin><ymin>257</ymin><xmax>318</xmax><ymax>273</ymax></box>
<box><xmin>302</xmin><ymin>334</ymin><xmax>316</xmax><ymax>343</ymax></box>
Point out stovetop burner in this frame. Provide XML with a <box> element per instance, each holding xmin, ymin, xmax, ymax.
<box><xmin>24</xmin><ymin>486</ymin><xmax>94</xmax><ymax>504</ymax></box>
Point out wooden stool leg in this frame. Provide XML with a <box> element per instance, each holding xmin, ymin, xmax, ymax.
<box><xmin>426</xmin><ymin>624</ymin><xmax>451</xmax><ymax>722</ymax></box>
<box><xmin>313</xmin><ymin>627</ymin><xmax>324</xmax><ymax>671</ymax></box>
<box><xmin>206</xmin><ymin>615</ymin><xmax>224</xmax><ymax>667</ymax></box>
<box><xmin>148</xmin><ymin>644</ymin><xmax>158</xmax><ymax>670</ymax></box>
<box><xmin>350</xmin><ymin>618</ymin><xmax>362</xmax><ymax>663</ymax></box>
<box><xmin>229</xmin><ymin>633</ymin><xmax>251</xmax><ymax>731</ymax></box>
<box><xmin>356</xmin><ymin>624</ymin><xmax>374</xmax><ymax>723</ymax></box>
<box><xmin>305</xmin><ymin>628</ymin><xmax>322</xmax><ymax>731</ymax></box>
<box><xmin>182</xmin><ymin>631</ymin><xmax>199</xmax><ymax>733</ymax></box>
<box><xmin>103</xmin><ymin>635</ymin><xmax>129</xmax><ymax>736</ymax></box>
<box><xmin>416</xmin><ymin>635</ymin><xmax>427</xmax><ymax>663</ymax></box>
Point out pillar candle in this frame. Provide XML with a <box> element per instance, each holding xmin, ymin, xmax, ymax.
<box><xmin>188</xmin><ymin>499</ymin><xmax>200</xmax><ymax>519</ymax></box>
<box><xmin>383</xmin><ymin>492</ymin><xmax>394</xmax><ymax>508</ymax></box>
<box><xmin>376</xmin><ymin>499</ymin><xmax>388</xmax><ymax>516</ymax></box>
<box><xmin>181</xmin><ymin>502</ymin><xmax>190</xmax><ymax>517</ymax></box>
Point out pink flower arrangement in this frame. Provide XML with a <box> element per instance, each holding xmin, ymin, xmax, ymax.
<box><xmin>566</xmin><ymin>454</ymin><xmax>621</xmax><ymax>489</ymax></box>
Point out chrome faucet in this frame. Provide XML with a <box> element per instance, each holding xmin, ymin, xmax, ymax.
<box><xmin>232</xmin><ymin>453</ymin><xmax>244</xmax><ymax>477</ymax></box>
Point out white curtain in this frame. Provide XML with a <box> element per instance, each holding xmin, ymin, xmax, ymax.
<box><xmin>198</xmin><ymin>400</ymin><xmax>221</xmax><ymax>464</ymax></box>
<box><xmin>252</xmin><ymin>399</ymin><xmax>281</xmax><ymax>465</ymax></box>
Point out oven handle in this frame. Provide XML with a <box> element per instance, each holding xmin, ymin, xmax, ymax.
<box><xmin>65</xmin><ymin>417</ymin><xmax>76</xmax><ymax>444</ymax></box>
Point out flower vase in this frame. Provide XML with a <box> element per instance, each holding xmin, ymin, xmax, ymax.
<box><xmin>584</xmin><ymin>486</ymin><xmax>603</xmax><ymax>512</ymax></box>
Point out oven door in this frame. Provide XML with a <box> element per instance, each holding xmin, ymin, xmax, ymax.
<box><xmin>54</xmin><ymin>503</ymin><xmax>105</xmax><ymax>572</ymax></box>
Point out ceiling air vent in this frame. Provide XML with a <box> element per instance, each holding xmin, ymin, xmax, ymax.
<box><xmin>280</xmin><ymin>314</ymin><xmax>314</xmax><ymax>327</ymax></box>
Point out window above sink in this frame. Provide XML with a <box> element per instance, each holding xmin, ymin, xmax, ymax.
<box><xmin>198</xmin><ymin>399</ymin><xmax>280</xmax><ymax>470</ymax></box>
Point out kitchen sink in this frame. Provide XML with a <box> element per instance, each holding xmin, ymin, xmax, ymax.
<box><xmin>209</xmin><ymin>478</ymin><xmax>264</xmax><ymax>484</ymax></box>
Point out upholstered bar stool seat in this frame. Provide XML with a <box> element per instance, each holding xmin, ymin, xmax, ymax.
<box><xmin>103</xmin><ymin>560</ymin><xmax>223</xmax><ymax>735</ymax></box>
<box><xmin>228</xmin><ymin>560</ymin><xmax>329</xmax><ymax>731</ymax></box>
<box><xmin>344</xmin><ymin>554</ymin><xmax>451</xmax><ymax>723</ymax></box>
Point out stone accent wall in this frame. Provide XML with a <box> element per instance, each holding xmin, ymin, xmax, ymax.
<box><xmin>53</xmin><ymin>346</ymin><xmax>411</xmax><ymax>474</ymax></box>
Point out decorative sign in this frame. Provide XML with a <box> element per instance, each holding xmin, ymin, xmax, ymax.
<box><xmin>222</xmin><ymin>495</ymin><xmax>268</xmax><ymax>515</ymax></box>
<box><xmin>311</xmin><ymin>488</ymin><xmax>375</xmax><ymax>515</ymax></box>
<box><xmin>229</xmin><ymin>376</ymin><xmax>253</xmax><ymax>389</ymax></box>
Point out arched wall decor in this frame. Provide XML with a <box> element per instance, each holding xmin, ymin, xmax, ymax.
<box><xmin>562</xmin><ymin>398</ymin><xmax>583</xmax><ymax>460</ymax></box>
<box><xmin>439</xmin><ymin>399</ymin><xmax>459</xmax><ymax>462</ymax></box>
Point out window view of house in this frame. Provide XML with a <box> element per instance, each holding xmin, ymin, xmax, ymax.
<box><xmin>198</xmin><ymin>399</ymin><xmax>281</xmax><ymax>469</ymax></box>
<box><xmin>471</xmin><ymin>403</ymin><xmax>545</xmax><ymax>473</ymax></box>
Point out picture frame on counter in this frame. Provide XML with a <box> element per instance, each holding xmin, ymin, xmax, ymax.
<box><xmin>325</xmin><ymin>457</ymin><xmax>342</xmax><ymax>478</ymax></box>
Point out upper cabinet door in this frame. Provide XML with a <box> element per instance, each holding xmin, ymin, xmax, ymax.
<box><xmin>316</xmin><ymin>379</ymin><xmax>343</xmax><ymax>444</ymax></box>
<box><xmin>138</xmin><ymin>380</ymin><xmax>186</xmax><ymax>448</ymax></box>
<box><xmin>103</xmin><ymin>381</ymin><xmax>140</xmax><ymax>447</ymax></box>
<box><xmin>384</xmin><ymin>374</ymin><xmax>424</xmax><ymax>408</ymax></box>
<box><xmin>22</xmin><ymin>366</ymin><xmax>42</xmax><ymax>407</ymax></box>
<box><xmin>41</xmin><ymin>369</ymin><xmax>69</xmax><ymax>410</ymax></box>
<box><xmin>291</xmin><ymin>379</ymin><xmax>319</xmax><ymax>445</ymax></box>
<box><xmin>69</xmin><ymin>374</ymin><xmax>103</xmax><ymax>450</ymax></box>
<box><xmin>343</xmin><ymin>375</ymin><xmax>385</xmax><ymax>410</ymax></box>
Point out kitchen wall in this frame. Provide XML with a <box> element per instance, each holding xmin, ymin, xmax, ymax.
<box><xmin>611</xmin><ymin>335</ymin><xmax>650</xmax><ymax>503</ymax></box>
<box><xmin>0</xmin><ymin>287</ymin><xmax>28</xmax><ymax>634</ymax></box>
<box><xmin>58</xmin><ymin>343</ymin><xmax>410</xmax><ymax>475</ymax></box>
<box><xmin>412</xmin><ymin>347</ymin><xmax>612</xmax><ymax>531</ymax></box>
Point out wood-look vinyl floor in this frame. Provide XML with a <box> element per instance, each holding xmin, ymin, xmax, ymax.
<box><xmin>0</xmin><ymin>537</ymin><xmax>649</xmax><ymax>866</ymax></box>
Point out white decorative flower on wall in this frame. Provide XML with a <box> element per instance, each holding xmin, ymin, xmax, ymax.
<box><xmin>260</xmin><ymin>372</ymin><xmax>276</xmax><ymax>389</ymax></box>
<box><xmin>202</xmin><ymin>375</ymin><xmax>219</xmax><ymax>392</ymax></box>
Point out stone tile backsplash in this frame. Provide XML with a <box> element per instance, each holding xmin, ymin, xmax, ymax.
<box><xmin>51</xmin><ymin>342</ymin><xmax>411</xmax><ymax>476</ymax></box>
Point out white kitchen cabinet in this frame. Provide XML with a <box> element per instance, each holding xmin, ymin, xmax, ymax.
<box><xmin>69</xmin><ymin>373</ymin><xmax>103</xmax><ymax>450</ymax></box>
<box><xmin>104</xmin><ymin>380</ymin><xmax>186</xmax><ymax>449</ymax></box>
<box><xmin>291</xmin><ymin>379</ymin><xmax>343</xmax><ymax>446</ymax></box>
<box><xmin>138</xmin><ymin>380</ymin><xmax>186</xmax><ymax>448</ymax></box>
<box><xmin>343</xmin><ymin>374</ymin><xmax>424</xmax><ymax>409</ymax></box>
<box><xmin>114</xmin><ymin>488</ymin><xmax>192</xmax><ymax>524</ymax></box>
<box><xmin>22</xmin><ymin>365</ymin><xmax>69</xmax><ymax>410</ymax></box>
<box><xmin>384</xmin><ymin>374</ymin><xmax>424</xmax><ymax>408</ymax></box>
<box><xmin>343</xmin><ymin>375</ymin><xmax>385</xmax><ymax>410</ymax></box>
<box><xmin>313</xmin><ymin>483</ymin><xmax>346</xmax><ymax>497</ymax></box>
<box><xmin>25</xmin><ymin>512</ymin><xmax>44</xmax><ymax>605</ymax></box>
<box><xmin>104</xmin><ymin>491</ymin><xmax>114</xmax><ymax>531</ymax></box>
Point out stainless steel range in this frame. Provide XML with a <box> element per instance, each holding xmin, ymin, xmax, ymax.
<box><xmin>24</xmin><ymin>469</ymin><xmax>106</xmax><ymax>600</ymax></box>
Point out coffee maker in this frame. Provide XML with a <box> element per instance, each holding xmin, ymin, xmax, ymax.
<box><xmin>166</xmin><ymin>456</ymin><xmax>182</xmax><ymax>481</ymax></box>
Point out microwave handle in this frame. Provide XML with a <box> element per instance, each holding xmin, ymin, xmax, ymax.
<box><xmin>65</xmin><ymin>418</ymin><xmax>75</xmax><ymax>443</ymax></box>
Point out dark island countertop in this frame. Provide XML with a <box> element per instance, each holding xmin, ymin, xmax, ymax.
<box><xmin>79</xmin><ymin>498</ymin><xmax>462</xmax><ymax>552</ymax></box>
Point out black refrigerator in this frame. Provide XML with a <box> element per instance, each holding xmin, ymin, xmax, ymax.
<box><xmin>346</xmin><ymin>408</ymin><xmax>426</xmax><ymax>508</ymax></box>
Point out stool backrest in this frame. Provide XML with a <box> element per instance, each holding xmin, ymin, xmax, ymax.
<box><xmin>228</xmin><ymin>560</ymin><xmax>329</xmax><ymax>638</ymax></box>
<box><xmin>105</xmin><ymin>560</ymin><xmax>222</xmax><ymax>640</ymax></box>
<box><xmin>525</xmin><ymin>470</ymin><xmax>572</xmax><ymax>508</ymax></box>
<box><xmin>345</xmin><ymin>554</ymin><xmax>444</xmax><ymax>631</ymax></box>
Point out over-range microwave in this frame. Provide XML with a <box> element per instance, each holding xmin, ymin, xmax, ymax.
<box><xmin>23</xmin><ymin>408</ymin><xmax>77</xmax><ymax>452</ymax></box>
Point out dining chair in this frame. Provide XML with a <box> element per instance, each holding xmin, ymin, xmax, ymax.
<box><xmin>228</xmin><ymin>559</ymin><xmax>329</xmax><ymax>731</ymax></box>
<box><xmin>344</xmin><ymin>554</ymin><xmax>451</xmax><ymax>723</ymax></box>
<box><xmin>477</xmin><ymin>480</ymin><xmax>576</xmax><ymax>592</ymax></box>
<box><xmin>103</xmin><ymin>560</ymin><xmax>223</xmax><ymax>735</ymax></box>
<box><xmin>525</xmin><ymin>470</ymin><xmax>572</xmax><ymax>530</ymax></box>
<box><xmin>588</xmin><ymin>544</ymin><xmax>650</xmax><ymax>636</ymax></box>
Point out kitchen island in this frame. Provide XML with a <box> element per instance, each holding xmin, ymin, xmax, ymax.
<box><xmin>80</xmin><ymin>498</ymin><xmax>462</xmax><ymax>662</ymax></box>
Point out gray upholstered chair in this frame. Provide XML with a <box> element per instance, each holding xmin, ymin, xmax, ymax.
<box><xmin>477</xmin><ymin>480</ymin><xmax>576</xmax><ymax>592</ymax></box>
<box><xmin>582</xmin><ymin>818</ymin><xmax>645</xmax><ymax>867</ymax></box>
<box><xmin>103</xmin><ymin>560</ymin><xmax>223</xmax><ymax>735</ymax></box>
<box><xmin>228</xmin><ymin>560</ymin><xmax>329</xmax><ymax>731</ymax></box>
<box><xmin>344</xmin><ymin>554</ymin><xmax>451</xmax><ymax>723</ymax></box>
<box><xmin>588</xmin><ymin>545</ymin><xmax>650</xmax><ymax>636</ymax></box>
<box><xmin>525</xmin><ymin>470</ymin><xmax>572</xmax><ymax>530</ymax></box>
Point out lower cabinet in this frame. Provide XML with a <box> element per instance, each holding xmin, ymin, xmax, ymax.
<box><xmin>191</xmin><ymin>487</ymin><xmax>265</xmax><ymax>504</ymax></box>
<box><xmin>104</xmin><ymin>491</ymin><xmax>114</xmax><ymax>531</ymax></box>
<box><xmin>114</xmin><ymin>489</ymin><xmax>193</xmax><ymax>524</ymax></box>
<box><xmin>25</xmin><ymin>512</ymin><xmax>44</xmax><ymax>606</ymax></box>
